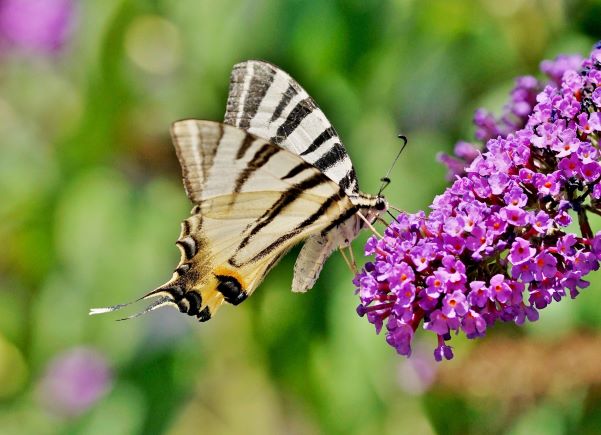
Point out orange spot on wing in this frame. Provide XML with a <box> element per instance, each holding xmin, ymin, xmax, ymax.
<box><xmin>213</xmin><ymin>265</ymin><xmax>247</xmax><ymax>290</ymax></box>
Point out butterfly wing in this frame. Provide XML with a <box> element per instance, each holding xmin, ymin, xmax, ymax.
<box><xmin>92</xmin><ymin>120</ymin><xmax>356</xmax><ymax>321</ymax></box>
<box><xmin>224</xmin><ymin>60</ymin><xmax>360</xmax><ymax>196</ymax></box>
<box><xmin>292</xmin><ymin>234</ymin><xmax>336</xmax><ymax>293</ymax></box>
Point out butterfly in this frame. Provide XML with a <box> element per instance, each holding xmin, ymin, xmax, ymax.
<box><xmin>91</xmin><ymin>60</ymin><xmax>388</xmax><ymax>322</ymax></box>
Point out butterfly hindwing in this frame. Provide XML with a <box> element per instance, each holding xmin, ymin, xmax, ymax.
<box><xmin>225</xmin><ymin>60</ymin><xmax>360</xmax><ymax>195</ymax></box>
<box><xmin>292</xmin><ymin>234</ymin><xmax>336</xmax><ymax>293</ymax></box>
<box><xmin>147</xmin><ymin>120</ymin><xmax>356</xmax><ymax>320</ymax></box>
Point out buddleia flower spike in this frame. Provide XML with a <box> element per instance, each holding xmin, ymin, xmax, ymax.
<box><xmin>355</xmin><ymin>41</ymin><xmax>601</xmax><ymax>361</ymax></box>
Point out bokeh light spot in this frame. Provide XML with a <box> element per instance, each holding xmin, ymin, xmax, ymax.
<box><xmin>125</xmin><ymin>15</ymin><xmax>181</xmax><ymax>75</ymax></box>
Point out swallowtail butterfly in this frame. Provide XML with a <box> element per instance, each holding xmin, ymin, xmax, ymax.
<box><xmin>91</xmin><ymin>61</ymin><xmax>388</xmax><ymax>321</ymax></box>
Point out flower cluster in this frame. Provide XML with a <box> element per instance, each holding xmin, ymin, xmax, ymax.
<box><xmin>355</xmin><ymin>42</ymin><xmax>601</xmax><ymax>361</ymax></box>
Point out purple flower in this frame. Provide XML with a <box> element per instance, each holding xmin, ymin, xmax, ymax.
<box><xmin>441</xmin><ymin>255</ymin><xmax>466</xmax><ymax>284</ymax></box>
<box><xmin>580</xmin><ymin>161</ymin><xmax>601</xmax><ymax>182</ymax></box>
<box><xmin>534</xmin><ymin>172</ymin><xmax>561</xmax><ymax>196</ymax></box>
<box><xmin>442</xmin><ymin>290</ymin><xmax>469</xmax><ymax>318</ymax></box>
<box><xmin>424</xmin><ymin>309</ymin><xmax>455</xmax><ymax>335</ymax></box>
<box><xmin>562</xmin><ymin>271</ymin><xmax>590</xmax><ymax>298</ymax></box>
<box><xmin>552</xmin><ymin>128</ymin><xmax>580</xmax><ymax>157</ymax></box>
<box><xmin>489</xmin><ymin>274</ymin><xmax>512</xmax><ymax>304</ymax></box>
<box><xmin>437</xmin><ymin>152</ymin><xmax>469</xmax><ymax>181</ymax></box>
<box><xmin>508</xmin><ymin>237</ymin><xmax>536</xmax><ymax>265</ymax></box>
<box><xmin>355</xmin><ymin>43</ymin><xmax>601</xmax><ymax>361</ymax></box>
<box><xmin>386</xmin><ymin>321</ymin><xmax>414</xmax><ymax>356</ymax></box>
<box><xmin>540</xmin><ymin>54</ymin><xmax>583</xmax><ymax>85</ymax></box>
<box><xmin>467</xmin><ymin>281</ymin><xmax>489</xmax><ymax>307</ymax></box>
<box><xmin>558</xmin><ymin>154</ymin><xmax>581</xmax><ymax>177</ymax></box>
<box><xmin>557</xmin><ymin>234</ymin><xmax>577</xmax><ymax>258</ymax></box>
<box><xmin>533</xmin><ymin>251</ymin><xmax>558</xmax><ymax>281</ymax></box>
<box><xmin>489</xmin><ymin>172</ymin><xmax>510</xmax><ymax>195</ymax></box>
<box><xmin>504</xmin><ymin>187</ymin><xmax>528</xmax><ymax>207</ymax></box>
<box><xmin>0</xmin><ymin>0</ymin><xmax>75</xmax><ymax>53</ymax></box>
<box><xmin>577</xmin><ymin>112</ymin><xmax>601</xmax><ymax>134</ymax></box>
<box><xmin>500</xmin><ymin>206</ymin><xmax>529</xmax><ymax>226</ymax></box>
<box><xmin>396</xmin><ymin>347</ymin><xmax>437</xmax><ymax>395</ymax></box>
<box><xmin>434</xmin><ymin>342</ymin><xmax>454</xmax><ymax>362</ymax></box>
<box><xmin>37</xmin><ymin>347</ymin><xmax>112</xmax><ymax>417</ymax></box>
<box><xmin>425</xmin><ymin>272</ymin><xmax>447</xmax><ymax>298</ymax></box>
<box><xmin>593</xmin><ymin>87</ymin><xmax>601</xmax><ymax>106</ymax></box>
<box><xmin>511</xmin><ymin>260</ymin><xmax>535</xmax><ymax>282</ymax></box>
<box><xmin>409</xmin><ymin>243</ymin><xmax>435</xmax><ymax>271</ymax></box>
<box><xmin>462</xmin><ymin>310</ymin><xmax>487</xmax><ymax>338</ymax></box>
<box><xmin>532</xmin><ymin>211</ymin><xmax>551</xmax><ymax>234</ymax></box>
<box><xmin>443</xmin><ymin>216</ymin><xmax>465</xmax><ymax>237</ymax></box>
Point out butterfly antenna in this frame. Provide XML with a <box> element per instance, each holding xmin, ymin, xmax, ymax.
<box><xmin>385</xmin><ymin>210</ymin><xmax>399</xmax><ymax>222</ymax></box>
<box><xmin>377</xmin><ymin>134</ymin><xmax>408</xmax><ymax>196</ymax></box>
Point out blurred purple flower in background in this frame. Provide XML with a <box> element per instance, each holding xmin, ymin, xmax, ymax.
<box><xmin>356</xmin><ymin>42</ymin><xmax>601</xmax><ymax>361</ymax></box>
<box><xmin>397</xmin><ymin>346</ymin><xmax>437</xmax><ymax>395</ymax></box>
<box><xmin>37</xmin><ymin>347</ymin><xmax>112</xmax><ymax>417</ymax></box>
<box><xmin>0</xmin><ymin>0</ymin><xmax>75</xmax><ymax>53</ymax></box>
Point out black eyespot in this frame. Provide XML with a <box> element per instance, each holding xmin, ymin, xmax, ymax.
<box><xmin>215</xmin><ymin>275</ymin><xmax>247</xmax><ymax>305</ymax></box>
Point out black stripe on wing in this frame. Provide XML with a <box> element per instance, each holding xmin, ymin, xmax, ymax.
<box><xmin>321</xmin><ymin>206</ymin><xmax>358</xmax><ymax>235</ymax></box>
<box><xmin>232</xmin><ymin>183</ymin><xmax>347</xmax><ymax>266</ymax></box>
<box><xmin>237</xmin><ymin>64</ymin><xmax>276</xmax><ymax>129</ymax></box>
<box><xmin>271</xmin><ymin>84</ymin><xmax>298</xmax><ymax>122</ymax></box>
<box><xmin>237</xmin><ymin>172</ymin><xmax>329</xmax><ymax>251</ymax></box>
<box><xmin>296</xmin><ymin>187</ymin><xmax>345</xmax><ymax>229</ymax></box>
<box><xmin>233</xmin><ymin>143</ymin><xmax>280</xmax><ymax>194</ymax></box>
<box><xmin>300</xmin><ymin>126</ymin><xmax>337</xmax><ymax>156</ymax></box>
<box><xmin>243</xmin><ymin>187</ymin><xmax>347</xmax><ymax>263</ymax></box>
<box><xmin>281</xmin><ymin>162</ymin><xmax>312</xmax><ymax>180</ymax></box>
<box><xmin>313</xmin><ymin>142</ymin><xmax>347</xmax><ymax>171</ymax></box>
<box><xmin>235</xmin><ymin>133</ymin><xmax>255</xmax><ymax>160</ymax></box>
<box><xmin>271</xmin><ymin>98</ymin><xmax>317</xmax><ymax>144</ymax></box>
<box><xmin>172</xmin><ymin>120</ymin><xmax>225</xmax><ymax>202</ymax></box>
<box><xmin>338</xmin><ymin>167</ymin><xmax>357</xmax><ymax>192</ymax></box>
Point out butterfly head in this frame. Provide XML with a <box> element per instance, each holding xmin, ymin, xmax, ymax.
<box><xmin>375</xmin><ymin>195</ymin><xmax>387</xmax><ymax>212</ymax></box>
<box><xmin>367</xmin><ymin>194</ymin><xmax>388</xmax><ymax>223</ymax></box>
<box><xmin>352</xmin><ymin>193</ymin><xmax>388</xmax><ymax>230</ymax></box>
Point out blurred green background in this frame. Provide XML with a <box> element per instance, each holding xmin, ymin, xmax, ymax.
<box><xmin>2</xmin><ymin>0</ymin><xmax>601</xmax><ymax>434</ymax></box>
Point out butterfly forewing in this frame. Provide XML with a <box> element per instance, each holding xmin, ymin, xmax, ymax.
<box><xmin>225</xmin><ymin>60</ymin><xmax>360</xmax><ymax>195</ymax></box>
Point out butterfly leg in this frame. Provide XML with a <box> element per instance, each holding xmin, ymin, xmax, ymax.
<box><xmin>339</xmin><ymin>246</ymin><xmax>357</xmax><ymax>274</ymax></box>
<box><xmin>348</xmin><ymin>245</ymin><xmax>357</xmax><ymax>274</ymax></box>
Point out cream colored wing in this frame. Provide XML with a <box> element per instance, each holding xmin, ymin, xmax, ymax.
<box><xmin>292</xmin><ymin>235</ymin><xmax>337</xmax><ymax>293</ymax></box>
<box><xmin>224</xmin><ymin>60</ymin><xmax>360</xmax><ymax>194</ymax></box>
<box><xmin>91</xmin><ymin>121</ymin><xmax>357</xmax><ymax>321</ymax></box>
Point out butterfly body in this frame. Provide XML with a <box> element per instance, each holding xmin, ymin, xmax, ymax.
<box><xmin>91</xmin><ymin>61</ymin><xmax>387</xmax><ymax>322</ymax></box>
